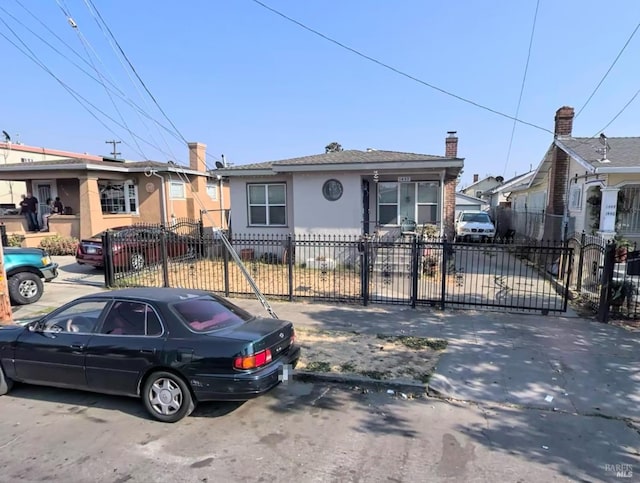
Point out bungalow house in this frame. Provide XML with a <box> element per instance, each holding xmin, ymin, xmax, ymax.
<box><xmin>484</xmin><ymin>170</ymin><xmax>535</xmax><ymax>209</ymax></box>
<box><xmin>508</xmin><ymin>106</ymin><xmax>640</xmax><ymax>244</ymax></box>
<box><xmin>0</xmin><ymin>142</ymin><xmax>229</xmax><ymax>246</ymax></box>
<box><xmin>460</xmin><ymin>174</ymin><xmax>502</xmax><ymax>200</ymax></box>
<box><xmin>214</xmin><ymin>132</ymin><xmax>464</xmax><ymax>240</ymax></box>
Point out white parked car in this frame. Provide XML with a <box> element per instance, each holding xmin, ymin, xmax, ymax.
<box><xmin>455</xmin><ymin>211</ymin><xmax>496</xmax><ymax>242</ymax></box>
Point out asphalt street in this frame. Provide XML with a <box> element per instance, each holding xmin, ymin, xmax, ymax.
<box><xmin>3</xmin><ymin>256</ymin><xmax>639</xmax><ymax>482</ymax></box>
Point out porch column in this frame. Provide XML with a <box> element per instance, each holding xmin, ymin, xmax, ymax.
<box><xmin>79</xmin><ymin>176</ymin><xmax>103</xmax><ymax>239</ymax></box>
<box><xmin>598</xmin><ymin>187</ymin><xmax>619</xmax><ymax>240</ymax></box>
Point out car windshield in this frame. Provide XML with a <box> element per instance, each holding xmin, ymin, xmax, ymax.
<box><xmin>171</xmin><ymin>295</ymin><xmax>254</xmax><ymax>333</ymax></box>
<box><xmin>461</xmin><ymin>213</ymin><xmax>491</xmax><ymax>223</ymax></box>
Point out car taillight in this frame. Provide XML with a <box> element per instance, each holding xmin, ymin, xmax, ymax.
<box><xmin>234</xmin><ymin>349</ymin><xmax>273</xmax><ymax>370</ymax></box>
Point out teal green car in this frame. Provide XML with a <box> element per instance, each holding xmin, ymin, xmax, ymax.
<box><xmin>4</xmin><ymin>247</ymin><xmax>59</xmax><ymax>305</ymax></box>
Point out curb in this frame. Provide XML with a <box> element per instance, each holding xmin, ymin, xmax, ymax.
<box><xmin>293</xmin><ymin>370</ymin><xmax>428</xmax><ymax>396</ymax></box>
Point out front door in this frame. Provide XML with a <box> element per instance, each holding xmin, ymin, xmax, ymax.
<box><xmin>33</xmin><ymin>180</ymin><xmax>57</xmax><ymax>226</ymax></box>
<box><xmin>399</xmin><ymin>182</ymin><xmax>416</xmax><ymax>222</ymax></box>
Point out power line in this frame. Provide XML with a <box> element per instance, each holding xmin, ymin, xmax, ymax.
<box><xmin>55</xmin><ymin>0</ymin><xmax>148</xmax><ymax>159</ymax></box>
<box><xmin>85</xmin><ymin>0</ymin><xmax>220</xmax><ymax>170</ymax></box>
<box><xmin>575</xmin><ymin>20</ymin><xmax>640</xmax><ymax>119</ymax></box>
<box><xmin>502</xmin><ymin>0</ymin><xmax>540</xmax><ymax>176</ymax></box>
<box><xmin>6</xmin><ymin>0</ymin><xmax>187</xmax><ymax>148</ymax></box>
<box><xmin>592</xmin><ymin>86</ymin><xmax>640</xmax><ymax>137</ymax></box>
<box><xmin>250</xmin><ymin>0</ymin><xmax>553</xmax><ymax>135</ymax></box>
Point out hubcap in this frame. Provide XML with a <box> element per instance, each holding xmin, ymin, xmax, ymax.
<box><xmin>19</xmin><ymin>280</ymin><xmax>38</xmax><ymax>298</ymax></box>
<box><xmin>149</xmin><ymin>378</ymin><xmax>183</xmax><ymax>416</ymax></box>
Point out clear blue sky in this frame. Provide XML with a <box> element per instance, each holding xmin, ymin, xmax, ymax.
<box><xmin>2</xmin><ymin>0</ymin><xmax>640</xmax><ymax>187</ymax></box>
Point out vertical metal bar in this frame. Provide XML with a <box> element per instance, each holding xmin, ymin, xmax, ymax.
<box><xmin>597</xmin><ymin>242</ymin><xmax>616</xmax><ymax>323</ymax></box>
<box><xmin>102</xmin><ymin>230</ymin><xmax>114</xmax><ymax>288</ymax></box>
<box><xmin>160</xmin><ymin>228</ymin><xmax>169</xmax><ymax>288</ymax></box>
<box><xmin>563</xmin><ymin>245</ymin><xmax>573</xmax><ymax>313</ymax></box>
<box><xmin>440</xmin><ymin>238</ymin><xmax>447</xmax><ymax>309</ymax></box>
<box><xmin>576</xmin><ymin>232</ymin><xmax>585</xmax><ymax>292</ymax></box>
<box><xmin>223</xmin><ymin>242</ymin><xmax>230</xmax><ymax>297</ymax></box>
<box><xmin>287</xmin><ymin>234</ymin><xmax>294</xmax><ymax>302</ymax></box>
<box><xmin>362</xmin><ymin>237</ymin><xmax>370</xmax><ymax>306</ymax></box>
<box><xmin>411</xmin><ymin>235</ymin><xmax>418</xmax><ymax>308</ymax></box>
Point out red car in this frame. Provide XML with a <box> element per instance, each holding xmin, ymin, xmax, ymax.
<box><xmin>76</xmin><ymin>226</ymin><xmax>197</xmax><ymax>270</ymax></box>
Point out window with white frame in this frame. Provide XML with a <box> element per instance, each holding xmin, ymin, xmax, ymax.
<box><xmin>377</xmin><ymin>181</ymin><xmax>440</xmax><ymax>225</ymax></box>
<box><xmin>207</xmin><ymin>181</ymin><xmax>218</xmax><ymax>201</ymax></box>
<box><xmin>569</xmin><ymin>185</ymin><xmax>582</xmax><ymax>211</ymax></box>
<box><xmin>98</xmin><ymin>180</ymin><xmax>139</xmax><ymax>214</ymax></box>
<box><xmin>617</xmin><ymin>185</ymin><xmax>640</xmax><ymax>234</ymax></box>
<box><xmin>170</xmin><ymin>180</ymin><xmax>186</xmax><ymax>199</ymax></box>
<box><xmin>247</xmin><ymin>183</ymin><xmax>286</xmax><ymax>226</ymax></box>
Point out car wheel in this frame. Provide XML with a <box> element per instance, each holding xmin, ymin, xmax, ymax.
<box><xmin>142</xmin><ymin>372</ymin><xmax>195</xmax><ymax>423</ymax></box>
<box><xmin>8</xmin><ymin>272</ymin><xmax>44</xmax><ymax>305</ymax></box>
<box><xmin>0</xmin><ymin>364</ymin><xmax>13</xmax><ymax>395</ymax></box>
<box><xmin>130</xmin><ymin>253</ymin><xmax>145</xmax><ymax>271</ymax></box>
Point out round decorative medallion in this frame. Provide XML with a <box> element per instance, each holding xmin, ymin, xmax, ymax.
<box><xmin>322</xmin><ymin>179</ymin><xmax>343</xmax><ymax>201</ymax></box>
<box><xmin>145</xmin><ymin>182</ymin><xmax>155</xmax><ymax>193</ymax></box>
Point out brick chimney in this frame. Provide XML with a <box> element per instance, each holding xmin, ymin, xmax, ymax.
<box><xmin>445</xmin><ymin>131</ymin><xmax>458</xmax><ymax>158</ymax></box>
<box><xmin>544</xmin><ymin>106</ymin><xmax>575</xmax><ymax>240</ymax></box>
<box><xmin>473</xmin><ymin>174</ymin><xmax>479</xmax><ymax>183</ymax></box>
<box><xmin>188</xmin><ymin>142</ymin><xmax>207</xmax><ymax>171</ymax></box>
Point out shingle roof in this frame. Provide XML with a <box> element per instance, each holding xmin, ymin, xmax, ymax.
<box><xmin>224</xmin><ymin>149</ymin><xmax>453</xmax><ymax>170</ymax></box>
<box><xmin>559</xmin><ymin>136</ymin><xmax>640</xmax><ymax>168</ymax></box>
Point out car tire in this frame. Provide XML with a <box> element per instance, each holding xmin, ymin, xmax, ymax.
<box><xmin>8</xmin><ymin>272</ymin><xmax>44</xmax><ymax>305</ymax></box>
<box><xmin>142</xmin><ymin>371</ymin><xmax>195</xmax><ymax>423</ymax></box>
<box><xmin>0</xmin><ymin>364</ymin><xmax>13</xmax><ymax>395</ymax></box>
<box><xmin>130</xmin><ymin>253</ymin><xmax>145</xmax><ymax>271</ymax></box>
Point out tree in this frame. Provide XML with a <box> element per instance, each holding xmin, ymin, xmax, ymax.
<box><xmin>325</xmin><ymin>142</ymin><xmax>343</xmax><ymax>153</ymax></box>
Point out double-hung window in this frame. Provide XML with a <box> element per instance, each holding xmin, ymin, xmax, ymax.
<box><xmin>170</xmin><ymin>180</ymin><xmax>186</xmax><ymax>199</ymax></box>
<box><xmin>207</xmin><ymin>181</ymin><xmax>218</xmax><ymax>201</ymax></box>
<box><xmin>247</xmin><ymin>183</ymin><xmax>286</xmax><ymax>226</ymax></box>
<box><xmin>617</xmin><ymin>185</ymin><xmax>640</xmax><ymax>234</ymax></box>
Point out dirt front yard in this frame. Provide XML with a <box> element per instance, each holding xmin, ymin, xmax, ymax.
<box><xmin>294</xmin><ymin>327</ymin><xmax>447</xmax><ymax>385</ymax></box>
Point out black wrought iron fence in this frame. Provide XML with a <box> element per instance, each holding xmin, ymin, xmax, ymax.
<box><xmin>103</xmin><ymin>230</ymin><xmax>572</xmax><ymax>313</ymax></box>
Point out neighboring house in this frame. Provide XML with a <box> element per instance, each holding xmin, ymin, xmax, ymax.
<box><xmin>215</xmin><ymin>132</ymin><xmax>464</xmax><ymax>240</ymax></box>
<box><xmin>0</xmin><ymin>142</ymin><xmax>229</xmax><ymax>244</ymax></box>
<box><xmin>0</xmin><ymin>142</ymin><xmax>104</xmax><ymax>208</ymax></box>
<box><xmin>509</xmin><ymin>105</ymin><xmax>640</xmax><ymax>243</ymax></box>
<box><xmin>455</xmin><ymin>192</ymin><xmax>489</xmax><ymax>217</ymax></box>
<box><xmin>484</xmin><ymin>170</ymin><xmax>534</xmax><ymax>209</ymax></box>
<box><xmin>460</xmin><ymin>174</ymin><xmax>502</xmax><ymax>200</ymax></box>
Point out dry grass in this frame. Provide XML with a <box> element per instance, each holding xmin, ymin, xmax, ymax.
<box><xmin>295</xmin><ymin>327</ymin><xmax>447</xmax><ymax>384</ymax></box>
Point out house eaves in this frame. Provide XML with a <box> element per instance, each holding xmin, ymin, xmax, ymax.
<box><xmin>271</xmin><ymin>159</ymin><xmax>463</xmax><ymax>173</ymax></box>
<box><xmin>456</xmin><ymin>192</ymin><xmax>487</xmax><ymax>203</ymax></box>
<box><xmin>0</xmin><ymin>160</ymin><xmax>204</xmax><ymax>176</ymax></box>
<box><xmin>554</xmin><ymin>138</ymin><xmax>597</xmax><ymax>172</ymax></box>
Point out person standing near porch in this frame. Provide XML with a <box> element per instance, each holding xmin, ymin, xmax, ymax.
<box><xmin>24</xmin><ymin>192</ymin><xmax>39</xmax><ymax>232</ymax></box>
<box><xmin>19</xmin><ymin>194</ymin><xmax>33</xmax><ymax>231</ymax></box>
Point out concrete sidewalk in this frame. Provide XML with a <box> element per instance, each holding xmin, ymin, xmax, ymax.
<box><xmin>13</xmin><ymin>255</ymin><xmax>640</xmax><ymax>422</ymax></box>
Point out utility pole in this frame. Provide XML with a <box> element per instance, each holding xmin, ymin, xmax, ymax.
<box><xmin>105</xmin><ymin>140</ymin><xmax>121</xmax><ymax>159</ymax></box>
<box><xmin>0</xmin><ymin>240</ymin><xmax>14</xmax><ymax>325</ymax></box>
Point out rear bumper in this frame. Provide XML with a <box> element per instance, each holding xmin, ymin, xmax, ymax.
<box><xmin>76</xmin><ymin>255</ymin><xmax>103</xmax><ymax>268</ymax></box>
<box><xmin>41</xmin><ymin>263</ymin><xmax>59</xmax><ymax>281</ymax></box>
<box><xmin>191</xmin><ymin>345</ymin><xmax>301</xmax><ymax>402</ymax></box>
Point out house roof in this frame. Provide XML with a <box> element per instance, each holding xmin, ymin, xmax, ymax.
<box><xmin>455</xmin><ymin>192</ymin><xmax>488</xmax><ymax>204</ymax></box>
<box><xmin>462</xmin><ymin>175</ymin><xmax>498</xmax><ymax>191</ymax></box>
<box><xmin>0</xmin><ymin>158</ymin><xmax>204</xmax><ymax>176</ymax></box>
<box><xmin>486</xmin><ymin>171</ymin><xmax>534</xmax><ymax>195</ymax></box>
<box><xmin>216</xmin><ymin>149</ymin><xmax>463</xmax><ymax>175</ymax></box>
<box><xmin>556</xmin><ymin>136</ymin><xmax>640</xmax><ymax>169</ymax></box>
<box><xmin>0</xmin><ymin>142</ymin><xmax>103</xmax><ymax>161</ymax></box>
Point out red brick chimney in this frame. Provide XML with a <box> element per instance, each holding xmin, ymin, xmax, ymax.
<box><xmin>544</xmin><ymin>106</ymin><xmax>575</xmax><ymax>239</ymax></box>
<box><xmin>445</xmin><ymin>131</ymin><xmax>458</xmax><ymax>158</ymax></box>
<box><xmin>473</xmin><ymin>174</ymin><xmax>479</xmax><ymax>183</ymax></box>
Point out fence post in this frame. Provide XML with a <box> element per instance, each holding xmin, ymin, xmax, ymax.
<box><xmin>562</xmin><ymin>243</ymin><xmax>573</xmax><ymax>313</ymax></box>
<box><xmin>440</xmin><ymin>237</ymin><xmax>448</xmax><ymax>309</ymax></box>
<box><xmin>576</xmin><ymin>231</ymin><xmax>586</xmax><ymax>292</ymax></box>
<box><xmin>287</xmin><ymin>234</ymin><xmax>294</xmax><ymax>302</ymax></box>
<box><xmin>597</xmin><ymin>242</ymin><xmax>616</xmax><ymax>323</ymax></box>
<box><xmin>411</xmin><ymin>235</ymin><xmax>419</xmax><ymax>308</ymax></box>
<box><xmin>102</xmin><ymin>230</ymin><xmax>114</xmax><ymax>288</ymax></box>
<box><xmin>159</xmin><ymin>228</ymin><xmax>170</xmax><ymax>288</ymax></box>
<box><xmin>198</xmin><ymin>216</ymin><xmax>205</xmax><ymax>257</ymax></box>
<box><xmin>223</xmin><ymin>242</ymin><xmax>230</xmax><ymax>297</ymax></box>
<box><xmin>361</xmin><ymin>237</ymin><xmax>370</xmax><ymax>306</ymax></box>
<box><xmin>0</xmin><ymin>224</ymin><xmax>7</xmax><ymax>247</ymax></box>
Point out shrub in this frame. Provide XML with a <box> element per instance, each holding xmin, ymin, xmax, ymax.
<box><xmin>7</xmin><ymin>234</ymin><xmax>23</xmax><ymax>247</ymax></box>
<box><xmin>39</xmin><ymin>235</ymin><xmax>79</xmax><ymax>256</ymax></box>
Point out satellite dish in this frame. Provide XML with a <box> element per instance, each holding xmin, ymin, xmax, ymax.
<box><xmin>2</xmin><ymin>131</ymin><xmax>10</xmax><ymax>142</ymax></box>
<box><xmin>215</xmin><ymin>161</ymin><xmax>224</xmax><ymax>169</ymax></box>
<box><xmin>599</xmin><ymin>133</ymin><xmax>607</xmax><ymax>145</ymax></box>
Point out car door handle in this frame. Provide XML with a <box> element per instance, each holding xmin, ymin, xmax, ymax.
<box><xmin>140</xmin><ymin>349</ymin><xmax>156</xmax><ymax>354</ymax></box>
<box><xmin>70</xmin><ymin>343</ymin><xmax>85</xmax><ymax>350</ymax></box>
